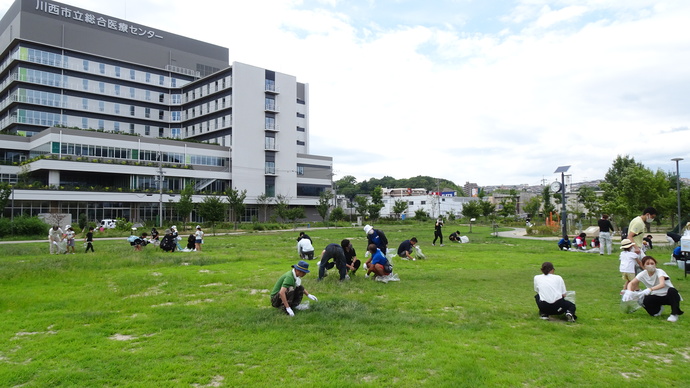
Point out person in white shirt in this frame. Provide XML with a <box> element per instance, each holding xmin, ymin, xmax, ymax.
<box><xmin>194</xmin><ymin>225</ymin><xmax>204</xmax><ymax>252</ymax></box>
<box><xmin>625</xmin><ymin>256</ymin><xmax>684</xmax><ymax>322</ymax></box>
<box><xmin>619</xmin><ymin>239</ymin><xmax>642</xmax><ymax>293</ymax></box>
<box><xmin>533</xmin><ymin>262</ymin><xmax>577</xmax><ymax>322</ymax></box>
<box><xmin>48</xmin><ymin>225</ymin><xmax>64</xmax><ymax>254</ymax></box>
<box><xmin>297</xmin><ymin>236</ymin><xmax>315</xmax><ymax>260</ymax></box>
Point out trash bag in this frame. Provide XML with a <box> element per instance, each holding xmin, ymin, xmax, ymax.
<box><xmin>414</xmin><ymin>245</ymin><xmax>426</xmax><ymax>259</ymax></box>
<box><xmin>564</xmin><ymin>290</ymin><xmax>576</xmax><ymax>304</ymax></box>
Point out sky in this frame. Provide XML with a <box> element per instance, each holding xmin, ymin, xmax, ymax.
<box><xmin>3</xmin><ymin>0</ymin><xmax>689</xmax><ymax>187</ymax></box>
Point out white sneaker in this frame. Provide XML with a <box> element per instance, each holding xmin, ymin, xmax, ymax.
<box><xmin>375</xmin><ymin>276</ymin><xmax>389</xmax><ymax>283</ymax></box>
<box><xmin>667</xmin><ymin>314</ymin><xmax>679</xmax><ymax>322</ymax></box>
<box><xmin>653</xmin><ymin>306</ymin><xmax>665</xmax><ymax>317</ymax></box>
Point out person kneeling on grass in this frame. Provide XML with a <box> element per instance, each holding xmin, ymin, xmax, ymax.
<box><xmin>364</xmin><ymin>244</ymin><xmax>394</xmax><ymax>282</ymax></box>
<box><xmin>623</xmin><ymin>256</ymin><xmax>684</xmax><ymax>322</ymax></box>
<box><xmin>270</xmin><ymin>260</ymin><xmax>318</xmax><ymax>317</ymax></box>
<box><xmin>533</xmin><ymin>261</ymin><xmax>577</xmax><ymax>322</ymax></box>
<box><xmin>317</xmin><ymin>243</ymin><xmax>349</xmax><ymax>281</ymax></box>
<box><xmin>397</xmin><ymin>237</ymin><xmax>418</xmax><ymax>260</ymax></box>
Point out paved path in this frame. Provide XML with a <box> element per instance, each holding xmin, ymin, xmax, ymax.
<box><xmin>494</xmin><ymin>228</ymin><xmax>673</xmax><ymax>247</ymax></box>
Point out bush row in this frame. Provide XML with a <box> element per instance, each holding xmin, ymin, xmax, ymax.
<box><xmin>0</xmin><ymin>216</ymin><xmax>50</xmax><ymax>238</ymax></box>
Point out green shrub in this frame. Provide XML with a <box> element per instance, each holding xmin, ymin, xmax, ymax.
<box><xmin>526</xmin><ymin>225</ymin><xmax>559</xmax><ymax>236</ymax></box>
<box><xmin>0</xmin><ymin>216</ymin><xmax>50</xmax><ymax>237</ymax></box>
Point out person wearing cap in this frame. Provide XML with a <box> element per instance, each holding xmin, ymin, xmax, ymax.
<box><xmin>170</xmin><ymin>225</ymin><xmax>183</xmax><ymax>251</ymax></box>
<box><xmin>64</xmin><ymin>225</ymin><xmax>76</xmax><ymax>254</ymax></box>
<box><xmin>297</xmin><ymin>234</ymin><xmax>315</xmax><ymax>260</ymax></box>
<box><xmin>159</xmin><ymin>229</ymin><xmax>176</xmax><ymax>252</ymax></box>
<box><xmin>627</xmin><ymin>207</ymin><xmax>657</xmax><ymax>259</ymax></box>
<box><xmin>270</xmin><ymin>260</ymin><xmax>318</xmax><ymax>316</ymax></box>
<box><xmin>619</xmin><ymin>239</ymin><xmax>642</xmax><ymax>294</ymax></box>
<box><xmin>363</xmin><ymin>224</ymin><xmax>388</xmax><ymax>255</ymax></box>
<box><xmin>397</xmin><ymin>237</ymin><xmax>418</xmax><ymax>260</ymax></box>
<box><xmin>194</xmin><ymin>225</ymin><xmax>204</xmax><ymax>252</ymax></box>
<box><xmin>317</xmin><ymin>243</ymin><xmax>349</xmax><ymax>281</ymax></box>
<box><xmin>623</xmin><ymin>256</ymin><xmax>684</xmax><ymax>322</ymax></box>
<box><xmin>597</xmin><ymin>214</ymin><xmax>615</xmax><ymax>255</ymax></box>
<box><xmin>48</xmin><ymin>225</ymin><xmax>64</xmax><ymax>254</ymax></box>
<box><xmin>432</xmin><ymin>218</ymin><xmax>444</xmax><ymax>246</ymax></box>
<box><xmin>533</xmin><ymin>262</ymin><xmax>577</xmax><ymax>322</ymax></box>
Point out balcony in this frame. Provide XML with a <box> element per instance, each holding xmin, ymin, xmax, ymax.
<box><xmin>264</xmin><ymin>104</ymin><xmax>280</xmax><ymax>113</ymax></box>
<box><xmin>264</xmin><ymin>124</ymin><xmax>280</xmax><ymax>132</ymax></box>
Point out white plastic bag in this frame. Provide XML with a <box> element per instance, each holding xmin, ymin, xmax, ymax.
<box><xmin>414</xmin><ymin>245</ymin><xmax>426</xmax><ymax>259</ymax></box>
<box><xmin>460</xmin><ymin>236</ymin><xmax>469</xmax><ymax>243</ymax></box>
<box><xmin>564</xmin><ymin>290</ymin><xmax>576</xmax><ymax>304</ymax></box>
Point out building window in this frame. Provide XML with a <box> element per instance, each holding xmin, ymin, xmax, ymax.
<box><xmin>421</xmin><ymin>201</ymin><xmax>426</xmax><ymax>205</ymax></box>
<box><xmin>297</xmin><ymin>113</ymin><xmax>305</xmax><ymax>118</ymax></box>
<box><xmin>145</xmin><ymin>90</ymin><xmax>151</xmax><ymax>101</ymax></box>
<box><xmin>130</xmin><ymin>69</ymin><xmax>135</xmax><ymax>80</ymax></box>
<box><xmin>159</xmin><ymin>75</ymin><xmax>165</xmax><ymax>86</ymax></box>
<box><xmin>82</xmin><ymin>98</ymin><xmax>88</xmax><ymax>109</ymax></box>
<box><xmin>83</xmin><ymin>60</ymin><xmax>89</xmax><ymax>71</ymax></box>
<box><xmin>145</xmin><ymin>73</ymin><xmax>151</xmax><ymax>83</ymax></box>
<box><xmin>297</xmin><ymin>166</ymin><xmax>304</xmax><ymax>175</ymax></box>
<box><xmin>99</xmin><ymin>82</ymin><xmax>105</xmax><ymax>93</ymax></box>
<box><xmin>159</xmin><ymin>93</ymin><xmax>165</xmax><ymax>103</ymax></box>
<box><xmin>114</xmin><ymin>122</ymin><xmax>120</xmax><ymax>132</ymax></box>
<box><xmin>130</xmin><ymin>87</ymin><xmax>135</xmax><ymax>99</ymax></box>
<box><xmin>114</xmin><ymin>84</ymin><xmax>120</xmax><ymax>95</ymax></box>
<box><xmin>115</xmin><ymin>66</ymin><xmax>120</xmax><ymax>77</ymax></box>
<box><xmin>130</xmin><ymin>105</ymin><xmax>135</xmax><ymax>116</ymax></box>
<box><xmin>114</xmin><ymin>103</ymin><xmax>120</xmax><ymax>114</ymax></box>
<box><xmin>129</xmin><ymin>123</ymin><xmax>135</xmax><ymax>134</ymax></box>
<box><xmin>82</xmin><ymin>79</ymin><xmax>88</xmax><ymax>90</ymax></box>
<box><xmin>159</xmin><ymin>110</ymin><xmax>164</xmax><ymax>120</ymax></box>
<box><xmin>172</xmin><ymin>128</ymin><xmax>180</xmax><ymax>138</ymax></box>
<box><xmin>99</xmin><ymin>63</ymin><xmax>105</xmax><ymax>74</ymax></box>
<box><xmin>82</xmin><ymin>117</ymin><xmax>88</xmax><ymax>129</ymax></box>
<box><xmin>297</xmin><ymin>140</ymin><xmax>305</xmax><ymax>146</ymax></box>
<box><xmin>159</xmin><ymin>127</ymin><xmax>164</xmax><ymax>137</ymax></box>
<box><xmin>145</xmin><ymin>108</ymin><xmax>151</xmax><ymax>118</ymax></box>
<box><xmin>297</xmin><ymin>126</ymin><xmax>305</xmax><ymax>132</ymax></box>
<box><xmin>144</xmin><ymin>126</ymin><xmax>150</xmax><ymax>136</ymax></box>
<box><xmin>98</xmin><ymin>120</ymin><xmax>104</xmax><ymax>130</ymax></box>
<box><xmin>98</xmin><ymin>101</ymin><xmax>104</xmax><ymax>112</ymax></box>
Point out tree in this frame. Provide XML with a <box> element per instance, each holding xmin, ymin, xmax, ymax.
<box><xmin>330</xmin><ymin>207</ymin><xmax>345</xmax><ymax>222</ymax></box>
<box><xmin>354</xmin><ymin>196</ymin><xmax>369</xmax><ymax>219</ymax></box>
<box><xmin>523</xmin><ymin>196</ymin><xmax>542</xmax><ymax>222</ymax></box>
<box><xmin>256</xmin><ymin>193</ymin><xmax>273</xmax><ymax>222</ymax></box>
<box><xmin>413</xmin><ymin>208</ymin><xmax>429</xmax><ymax>221</ymax></box>
<box><xmin>541</xmin><ymin>186</ymin><xmax>556</xmax><ymax>217</ymax></box>
<box><xmin>392</xmin><ymin>199</ymin><xmax>409</xmax><ymax>220</ymax></box>
<box><xmin>498</xmin><ymin>199</ymin><xmax>516</xmax><ymax>219</ymax></box>
<box><xmin>197</xmin><ymin>195</ymin><xmax>227</xmax><ymax>235</ymax></box>
<box><xmin>0</xmin><ymin>183</ymin><xmax>11</xmax><ymax>216</ymax></box>
<box><xmin>335</xmin><ymin>175</ymin><xmax>359</xmax><ymax>202</ymax></box>
<box><xmin>226</xmin><ymin>187</ymin><xmax>247</xmax><ymax>230</ymax></box>
<box><xmin>175</xmin><ymin>184</ymin><xmax>195</xmax><ymax>231</ymax></box>
<box><xmin>577</xmin><ymin>186</ymin><xmax>601</xmax><ymax>223</ymax></box>
<box><xmin>600</xmin><ymin>161</ymin><xmax>667</xmax><ymax>225</ymax></box>
<box><xmin>460</xmin><ymin>200</ymin><xmax>481</xmax><ymax>221</ymax></box>
<box><xmin>274</xmin><ymin>194</ymin><xmax>290</xmax><ymax>223</ymax></box>
<box><xmin>285</xmin><ymin>206</ymin><xmax>305</xmax><ymax>228</ymax></box>
<box><xmin>316</xmin><ymin>190</ymin><xmax>334</xmax><ymax>224</ymax></box>
<box><xmin>479</xmin><ymin>199</ymin><xmax>496</xmax><ymax>219</ymax></box>
<box><xmin>369</xmin><ymin>186</ymin><xmax>385</xmax><ymax>220</ymax></box>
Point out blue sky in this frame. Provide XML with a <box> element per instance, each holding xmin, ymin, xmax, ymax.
<box><xmin>2</xmin><ymin>0</ymin><xmax>688</xmax><ymax>187</ymax></box>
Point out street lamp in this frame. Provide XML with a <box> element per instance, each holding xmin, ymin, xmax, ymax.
<box><xmin>554</xmin><ymin>165</ymin><xmax>571</xmax><ymax>239</ymax></box>
<box><xmin>672</xmin><ymin>158</ymin><xmax>683</xmax><ymax>233</ymax></box>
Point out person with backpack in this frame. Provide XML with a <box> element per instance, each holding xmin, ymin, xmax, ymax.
<box><xmin>159</xmin><ymin>229</ymin><xmax>176</xmax><ymax>252</ymax></box>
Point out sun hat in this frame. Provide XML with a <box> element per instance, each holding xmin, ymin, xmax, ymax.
<box><xmin>171</xmin><ymin>225</ymin><xmax>177</xmax><ymax>230</ymax></box>
<box><xmin>292</xmin><ymin>260</ymin><xmax>310</xmax><ymax>273</ymax></box>
<box><xmin>363</xmin><ymin>225</ymin><xmax>373</xmax><ymax>234</ymax></box>
<box><xmin>620</xmin><ymin>239</ymin><xmax>634</xmax><ymax>249</ymax></box>
<box><xmin>196</xmin><ymin>225</ymin><xmax>201</xmax><ymax>229</ymax></box>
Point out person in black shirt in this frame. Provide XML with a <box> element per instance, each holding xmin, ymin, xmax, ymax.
<box><xmin>597</xmin><ymin>214</ymin><xmax>615</xmax><ymax>255</ymax></box>
<box><xmin>341</xmin><ymin>239</ymin><xmax>361</xmax><ymax>275</ymax></box>
<box><xmin>84</xmin><ymin>226</ymin><xmax>95</xmax><ymax>253</ymax></box>
<box><xmin>432</xmin><ymin>218</ymin><xmax>444</xmax><ymax>246</ymax></box>
<box><xmin>397</xmin><ymin>237</ymin><xmax>418</xmax><ymax>260</ymax></box>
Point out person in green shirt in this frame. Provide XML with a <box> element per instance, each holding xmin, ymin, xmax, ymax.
<box><xmin>627</xmin><ymin>207</ymin><xmax>657</xmax><ymax>259</ymax></box>
<box><xmin>270</xmin><ymin>260</ymin><xmax>318</xmax><ymax>316</ymax></box>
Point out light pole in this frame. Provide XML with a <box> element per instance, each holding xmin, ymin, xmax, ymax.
<box><xmin>554</xmin><ymin>166</ymin><xmax>571</xmax><ymax>239</ymax></box>
<box><xmin>672</xmin><ymin>158</ymin><xmax>683</xmax><ymax>233</ymax></box>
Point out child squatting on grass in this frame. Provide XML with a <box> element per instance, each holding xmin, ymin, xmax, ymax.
<box><xmin>533</xmin><ymin>261</ymin><xmax>577</xmax><ymax>322</ymax></box>
<box><xmin>270</xmin><ymin>260</ymin><xmax>318</xmax><ymax>317</ymax></box>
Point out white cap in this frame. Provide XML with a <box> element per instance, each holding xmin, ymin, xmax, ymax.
<box><xmin>363</xmin><ymin>225</ymin><xmax>373</xmax><ymax>235</ymax></box>
<box><xmin>196</xmin><ymin>225</ymin><xmax>201</xmax><ymax>229</ymax></box>
<box><xmin>171</xmin><ymin>225</ymin><xmax>177</xmax><ymax>230</ymax></box>
<box><xmin>65</xmin><ymin>225</ymin><xmax>71</xmax><ymax>229</ymax></box>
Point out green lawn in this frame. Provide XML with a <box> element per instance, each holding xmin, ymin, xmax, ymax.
<box><xmin>0</xmin><ymin>225</ymin><xmax>688</xmax><ymax>387</ymax></box>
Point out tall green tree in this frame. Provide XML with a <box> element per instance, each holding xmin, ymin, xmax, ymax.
<box><xmin>600</xmin><ymin>163</ymin><xmax>667</xmax><ymax>225</ymax></box>
<box><xmin>577</xmin><ymin>186</ymin><xmax>601</xmax><ymax>223</ymax></box>
<box><xmin>225</xmin><ymin>187</ymin><xmax>247</xmax><ymax>230</ymax></box>
<box><xmin>479</xmin><ymin>199</ymin><xmax>496</xmax><ymax>220</ymax></box>
<box><xmin>523</xmin><ymin>196</ymin><xmax>542</xmax><ymax>222</ymax></box>
<box><xmin>285</xmin><ymin>207</ymin><xmax>305</xmax><ymax>228</ymax></box>
<box><xmin>335</xmin><ymin>175</ymin><xmax>358</xmax><ymax>202</ymax></box>
<box><xmin>354</xmin><ymin>196</ymin><xmax>370</xmax><ymax>219</ymax></box>
<box><xmin>369</xmin><ymin>186</ymin><xmax>385</xmax><ymax>220</ymax></box>
<box><xmin>460</xmin><ymin>200</ymin><xmax>481</xmax><ymax>221</ymax></box>
<box><xmin>541</xmin><ymin>186</ymin><xmax>556</xmax><ymax>217</ymax></box>
<box><xmin>316</xmin><ymin>190</ymin><xmax>334</xmax><ymax>224</ymax></box>
<box><xmin>175</xmin><ymin>184</ymin><xmax>195</xmax><ymax>231</ymax></box>
<box><xmin>256</xmin><ymin>193</ymin><xmax>272</xmax><ymax>222</ymax></box>
<box><xmin>197</xmin><ymin>195</ymin><xmax>227</xmax><ymax>235</ymax></box>
<box><xmin>0</xmin><ymin>183</ymin><xmax>12</xmax><ymax>216</ymax></box>
<box><xmin>392</xmin><ymin>199</ymin><xmax>409</xmax><ymax>220</ymax></box>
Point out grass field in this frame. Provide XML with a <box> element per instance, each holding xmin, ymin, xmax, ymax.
<box><xmin>0</xmin><ymin>225</ymin><xmax>688</xmax><ymax>387</ymax></box>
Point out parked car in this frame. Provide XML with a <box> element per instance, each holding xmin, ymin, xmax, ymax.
<box><xmin>99</xmin><ymin>219</ymin><xmax>117</xmax><ymax>229</ymax></box>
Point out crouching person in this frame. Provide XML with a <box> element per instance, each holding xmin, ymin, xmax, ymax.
<box><xmin>364</xmin><ymin>243</ymin><xmax>395</xmax><ymax>283</ymax></box>
<box><xmin>534</xmin><ymin>261</ymin><xmax>577</xmax><ymax>322</ymax></box>
<box><xmin>270</xmin><ymin>260</ymin><xmax>318</xmax><ymax>317</ymax></box>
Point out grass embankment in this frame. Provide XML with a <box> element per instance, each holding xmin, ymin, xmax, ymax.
<box><xmin>0</xmin><ymin>225</ymin><xmax>688</xmax><ymax>387</ymax></box>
